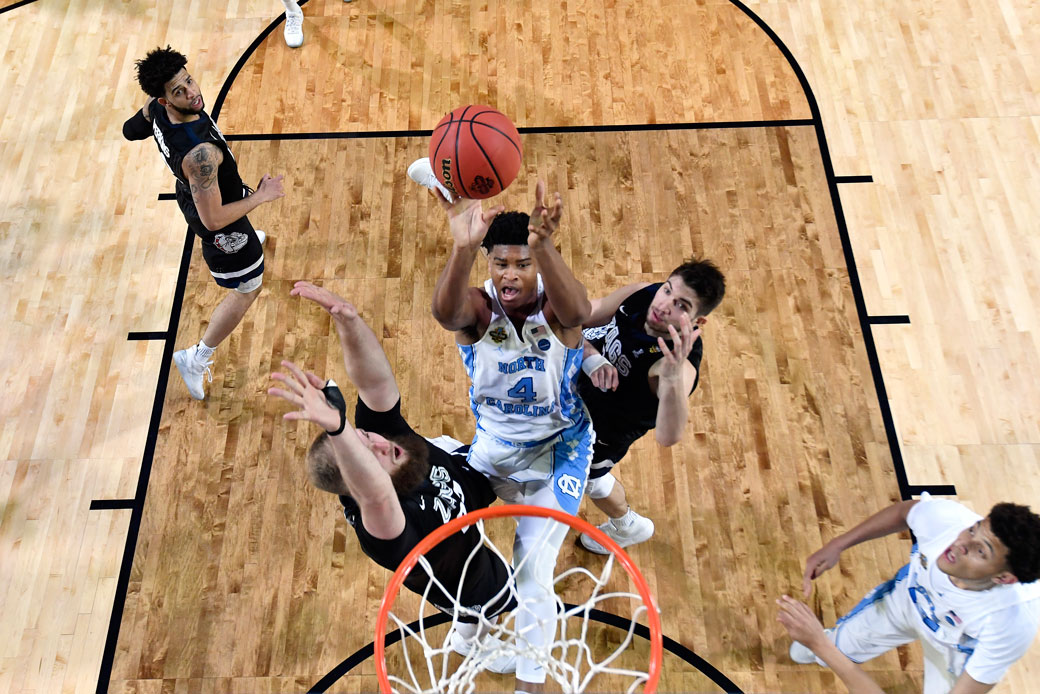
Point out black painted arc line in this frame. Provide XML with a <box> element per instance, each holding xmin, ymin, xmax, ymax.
<box><xmin>0</xmin><ymin>0</ymin><xmax>41</xmax><ymax>16</ymax></box>
<box><xmin>309</xmin><ymin>606</ymin><xmax>744</xmax><ymax>694</ymax></box>
<box><xmin>157</xmin><ymin>192</ymin><xmax>176</xmax><ymax>200</ymax></box>
<box><xmin>94</xmin><ymin>226</ymin><xmax>194</xmax><ymax>694</ymax></box>
<box><xmin>89</xmin><ymin>499</ymin><xmax>136</xmax><ymax>511</ymax></box>
<box><xmin>727</xmin><ymin>0</ymin><xmax>935</xmax><ymax>501</ymax></box>
<box><xmin>835</xmin><ymin>175</ymin><xmax>873</xmax><ymax>183</ymax></box>
<box><xmin>868</xmin><ymin>315</ymin><xmax>911</xmax><ymax>324</ymax></box>
<box><xmin>909</xmin><ymin>485</ymin><xmax>958</xmax><ymax>497</ymax></box>
<box><xmin>211</xmin><ymin>0</ymin><xmax>311</xmax><ymax>122</ymax></box>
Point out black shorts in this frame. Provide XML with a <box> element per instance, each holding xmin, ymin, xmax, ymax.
<box><xmin>176</xmin><ymin>185</ymin><xmax>264</xmax><ymax>288</ymax></box>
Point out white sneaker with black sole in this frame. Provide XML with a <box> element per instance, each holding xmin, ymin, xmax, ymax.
<box><xmin>407</xmin><ymin>157</ymin><xmax>456</xmax><ymax>203</ymax></box>
<box><xmin>579</xmin><ymin>511</ymin><xmax>655</xmax><ymax>554</ymax></box>
<box><xmin>173</xmin><ymin>345</ymin><xmax>213</xmax><ymax>401</ymax></box>
<box><xmin>283</xmin><ymin>9</ymin><xmax>303</xmax><ymax>48</ymax></box>
<box><xmin>449</xmin><ymin>628</ymin><xmax>516</xmax><ymax>674</ymax></box>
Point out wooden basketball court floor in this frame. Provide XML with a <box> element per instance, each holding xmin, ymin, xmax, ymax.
<box><xmin>1</xmin><ymin>0</ymin><xmax>1038</xmax><ymax>692</ymax></box>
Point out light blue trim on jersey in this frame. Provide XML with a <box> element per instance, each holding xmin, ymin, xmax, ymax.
<box><xmin>557</xmin><ymin>344</ymin><xmax>586</xmax><ymax>425</ymax></box>
<box><xmin>459</xmin><ymin>343</ymin><xmax>480</xmax><ymax>421</ymax></box>
<box><xmin>837</xmin><ymin>562</ymin><xmax>909</xmax><ymax>627</ymax></box>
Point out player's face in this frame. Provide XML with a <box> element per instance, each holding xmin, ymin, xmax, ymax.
<box><xmin>355</xmin><ymin>429</ymin><xmax>407</xmax><ymax>474</ymax></box>
<box><xmin>162</xmin><ymin>68</ymin><xmax>204</xmax><ymax>116</ymax></box>
<box><xmin>645</xmin><ymin>277</ymin><xmax>704</xmax><ymax>337</ymax></box>
<box><xmin>487</xmin><ymin>245</ymin><xmax>538</xmax><ymax>308</ymax></box>
<box><xmin>936</xmin><ymin>518</ymin><xmax>1014</xmax><ymax>585</ymax></box>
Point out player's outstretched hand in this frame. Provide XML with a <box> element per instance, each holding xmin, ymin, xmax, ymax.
<box><xmin>527</xmin><ymin>179</ymin><xmax>563</xmax><ymax>246</ymax></box>
<box><xmin>656</xmin><ymin>314</ymin><xmax>702</xmax><ymax>378</ymax></box>
<box><xmin>290</xmin><ymin>280</ymin><xmax>359</xmax><ymax>326</ymax></box>
<box><xmin>439</xmin><ymin>194</ymin><xmax>505</xmax><ymax>250</ymax></box>
<box><xmin>589</xmin><ymin>362</ymin><xmax>619</xmax><ymax>391</ymax></box>
<box><xmin>776</xmin><ymin>595</ymin><xmax>827</xmax><ymax>651</ymax></box>
<box><xmin>256</xmin><ymin>173</ymin><xmax>286</xmax><ymax>202</ymax></box>
<box><xmin>268</xmin><ymin>359</ymin><xmax>340</xmax><ymax>432</ymax></box>
<box><xmin>802</xmin><ymin>540</ymin><xmax>843</xmax><ymax>597</ymax></box>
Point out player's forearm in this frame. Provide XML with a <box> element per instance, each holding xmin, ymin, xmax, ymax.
<box><xmin>830</xmin><ymin>500</ymin><xmax>917</xmax><ymax>552</ymax></box>
<box><xmin>431</xmin><ymin>245</ymin><xmax>478</xmax><ymax>328</ymax></box>
<box><xmin>653</xmin><ymin>376</ymin><xmax>688</xmax><ymax>446</ymax></box>
<box><xmin>529</xmin><ymin>242</ymin><xmax>590</xmax><ymax>327</ymax></box>
<box><xmin>335</xmin><ymin>315</ymin><xmax>396</xmax><ymax>399</ymax></box>
<box><xmin>807</xmin><ymin>640</ymin><xmax>887</xmax><ymax>694</ymax></box>
<box><xmin>122</xmin><ymin>109</ymin><xmax>153</xmax><ymax>140</ymax></box>
<box><xmin>327</xmin><ymin>430</ymin><xmax>398</xmax><ymax>503</ymax></box>
<box><xmin>196</xmin><ymin>191</ymin><xmax>267</xmax><ymax>232</ymax></box>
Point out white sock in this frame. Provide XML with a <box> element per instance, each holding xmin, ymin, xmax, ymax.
<box><xmin>610</xmin><ymin>508</ymin><xmax>635</xmax><ymax>530</ymax></box>
<box><xmin>281</xmin><ymin>0</ymin><xmax>301</xmax><ymax>13</ymax></box>
<box><xmin>196</xmin><ymin>340</ymin><xmax>215</xmax><ymax>360</ymax></box>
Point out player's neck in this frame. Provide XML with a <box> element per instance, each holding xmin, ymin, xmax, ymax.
<box><xmin>165</xmin><ymin>104</ymin><xmax>201</xmax><ymax>125</ymax></box>
<box><xmin>945</xmin><ymin>572</ymin><xmax>999</xmax><ymax>592</ymax></box>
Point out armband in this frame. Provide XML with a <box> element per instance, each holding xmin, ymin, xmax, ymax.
<box><xmin>122</xmin><ymin>110</ymin><xmax>152</xmax><ymax>141</ymax></box>
<box><xmin>581</xmin><ymin>354</ymin><xmax>610</xmax><ymax>377</ymax></box>
<box><xmin>322</xmin><ymin>379</ymin><xmax>348</xmax><ymax>436</ymax></box>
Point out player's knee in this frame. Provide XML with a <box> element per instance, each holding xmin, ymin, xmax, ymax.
<box><xmin>585</xmin><ymin>471</ymin><xmax>616</xmax><ymax>500</ymax></box>
<box><xmin>234</xmin><ymin>274</ymin><xmax>263</xmax><ymax>297</ymax></box>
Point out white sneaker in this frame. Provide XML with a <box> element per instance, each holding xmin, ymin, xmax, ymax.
<box><xmin>173</xmin><ymin>346</ymin><xmax>213</xmax><ymax>401</ymax></box>
<box><xmin>255</xmin><ymin>230</ymin><xmax>266</xmax><ymax>245</ymax></box>
<box><xmin>407</xmin><ymin>157</ymin><xmax>455</xmax><ymax>203</ymax></box>
<box><xmin>579</xmin><ymin>512</ymin><xmax>655</xmax><ymax>554</ymax></box>
<box><xmin>789</xmin><ymin>639</ymin><xmax>821</xmax><ymax>665</ymax></box>
<box><xmin>283</xmin><ymin>10</ymin><xmax>304</xmax><ymax>48</ymax></box>
<box><xmin>450</xmin><ymin>628</ymin><xmax>516</xmax><ymax>674</ymax></box>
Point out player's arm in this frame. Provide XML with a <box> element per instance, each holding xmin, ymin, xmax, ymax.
<box><xmin>181</xmin><ymin>142</ymin><xmax>285</xmax><ymax>232</ymax></box>
<box><xmin>647</xmin><ymin>314</ymin><xmax>701</xmax><ymax>446</ymax></box>
<box><xmin>290</xmin><ymin>281</ymin><xmax>399</xmax><ymax>411</ymax></box>
<box><xmin>526</xmin><ymin>180</ymin><xmax>591</xmax><ymax>328</ymax></box>
<box><xmin>802</xmin><ymin>499</ymin><xmax>919</xmax><ymax>596</ymax></box>
<box><xmin>949</xmin><ymin>673</ymin><xmax>996</xmax><ymax>694</ymax></box>
<box><xmin>585</xmin><ymin>283</ymin><xmax>651</xmax><ymax>327</ymax></box>
<box><xmin>431</xmin><ymin>195</ymin><xmax>504</xmax><ymax>332</ymax></box>
<box><xmin>268</xmin><ymin>360</ymin><xmax>405</xmax><ymax>539</ymax></box>
<box><xmin>582</xmin><ymin>340</ymin><xmax>619</xmax><ymax>392</ymax></box>
<box><xmin>121</xmin><ymin>97</ymin><xmax>156</xmax><ymax>140</ymax></box>
<box><xmin>777</xmin><ymin>596</ymin><xmax>887</xmax><ymax>694</ymax></box>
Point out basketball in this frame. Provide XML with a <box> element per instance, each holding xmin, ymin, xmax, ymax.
<box><xmin>428</xmin><ymin>105</ymin><xmax>523</xmax><ymax>200</ymax></box>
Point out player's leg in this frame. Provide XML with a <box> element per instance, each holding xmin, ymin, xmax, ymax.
<box><xmin>280</xmin><ymin>0</ymin><xmax>304</xmax><ymax>48</ymax></box>
<box><xmin>174</xmin><ymin>270</ymin><xmax>262</xmax><ymax>401</ymax></box>
<box><xmin>580</xmin><ymin>462</ymin><xmax>655</xmax><ymax>553</ymax></box>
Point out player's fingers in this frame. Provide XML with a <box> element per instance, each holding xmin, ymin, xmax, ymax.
<box><xmin>305</xmin><ymin>372</ymin><xmax>325</xmax><ymax>390</ymax></box>
<box><xmin>534</xmin><ymin>179</ymin><xmax>546</xmax><ymax>206</ymax></box>
<box><xmin>280</xmin><ymin>359</ymin><xmax>310</xmax><ymax>385</ymax></box>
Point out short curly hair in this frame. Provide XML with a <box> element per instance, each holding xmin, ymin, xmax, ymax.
<box><xmin>134</xmin><ymin>46</ymin><xmax>188</xmax><ymax>99</ymax></box>
<box><xmin>989</xmin><ymin>502</ymin><xmax>1040</xmax><ymax>583</ymax></box>
<box><xmin>482</xmin><ymin>211</ymin><xmax>530</xmax><ymax>251</ymax></box>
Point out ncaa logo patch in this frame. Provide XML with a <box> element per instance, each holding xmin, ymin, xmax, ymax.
<box><xmin>557</xmin><ymin>474</ymin><xmax>582</xmax><ymax>499</ymax></box>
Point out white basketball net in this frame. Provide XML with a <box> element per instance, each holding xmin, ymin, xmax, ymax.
<box><xmin>380</xmin><ymin>514</ymin><xmax>656</xmax><ymax>694</ymax></box>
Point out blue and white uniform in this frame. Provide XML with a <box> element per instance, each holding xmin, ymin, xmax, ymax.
<box><xmin>457</xmin><ymin>276</ymin><xmax>595</xmax><ymax>685</ymax></box>
<box><xmin>459</xmin><ymin>277</ymin><xmax>593</xmax><ymax>513</ymax></box>
<box><xmin>825</xmin><ymin>495</ymin><xmax>1040</xmax><ymax>693</ymax></box>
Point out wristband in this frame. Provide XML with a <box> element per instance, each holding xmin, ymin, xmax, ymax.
<box><xmin>321</xmin><ymin>379</ymin><xmax>348</xmax><ymax>436</ymax></box>
<box><xmin>581</xmin><ymin>354</ymin><xmax>610</xmax><ymax>377</ymax></box>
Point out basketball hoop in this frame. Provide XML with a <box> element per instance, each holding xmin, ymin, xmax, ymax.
<box><xmin>375</xmin><ymin>504</ymin><xmax>663</xmax><ymax>693</ymax></box>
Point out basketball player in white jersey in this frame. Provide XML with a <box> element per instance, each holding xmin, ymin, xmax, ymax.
<box><xmin>428</xmin><ymin>181</ymin><xmax>594</xmax><ymax>694</ymax></box>
<box><xmin>790</xmin><ymin>494</ymin><xmax>1040</xmax><ymax>693</ymax></box>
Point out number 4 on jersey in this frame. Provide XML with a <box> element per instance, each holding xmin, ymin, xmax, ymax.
<box><xmin>507</xmin><ymin>377</ymin><xmax>538</xmax><ymax>403</ymax></box>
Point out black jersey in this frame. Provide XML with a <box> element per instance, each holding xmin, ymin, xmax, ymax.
<box><xmin>340</xmin><ymin>398</ymin><xmax>513</xmax><ymax>616</ymax></box>
<box><xmin>146</xmin><ymin>101</ymin><xmax>262</xmax><ymax>275</ymax></box>
<box><xmin>579</xmin><ymin>283</ymin><xmax>703</xmax><ymax>464</ymax></box>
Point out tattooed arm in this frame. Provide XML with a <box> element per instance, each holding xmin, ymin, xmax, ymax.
<box><xmin>182</xmin><ymin>143</ymin><xmax>285</xmax><ymax>231</ymax></box>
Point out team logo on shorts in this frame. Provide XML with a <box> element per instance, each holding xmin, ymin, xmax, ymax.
<box><xmin>489</xmin><ymin>327</ymin><xmax>508</xmax><ymax>344</ymax></box>
<box><xmin>557</xmin><ymin>474</ymin><xmax>583</xmax><ymax>499</ymax></box>
<box><xmin>213</xmin><ymin>231</ymin><xmax>249</xmax><ymax>254</ymax></box>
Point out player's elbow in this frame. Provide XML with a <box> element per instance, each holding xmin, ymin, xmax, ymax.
<box><xmin>654</xmin><ymin>429</ymin><xmax>682</xmax><ymax>447</ymax></box>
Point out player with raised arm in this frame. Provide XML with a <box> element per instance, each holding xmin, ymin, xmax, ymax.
<box><xmin>268</xmin><ymin>281</ymin><xmax>517</xmax><ymax>672</ymax></box>
<box><xmin>792</xmin><ymin>495</ymin><xmax>1040</xmax><ymax>694</ymax></box>
<box><xmin>576</xmin><ymin>259</ymin><xmax>725</xmax><ymax>553</ymax></box>
<box><xmin>123</xmin><ymin>46</ymin><xmax>284</xmax><ymax>401</ymax></box>
<box><xmin>427</xmin><ymin>180</ymin><xmax>594</xmax><ymax>694</ymax></box>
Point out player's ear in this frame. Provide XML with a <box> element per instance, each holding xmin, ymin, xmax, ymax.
<box><xmin>157</xmin><ymin>96</ymin><xmax>169</xmax><ymax>108</ymax></box>
<box><xmin>993</xmin><ymin>571</ymin><xmax>1019</xmax><ymax>586</ymax></box>
<box><xmin>694</xmin><ymin>315</ymin><xmax>707</xmax><ymax>327</ymax></box>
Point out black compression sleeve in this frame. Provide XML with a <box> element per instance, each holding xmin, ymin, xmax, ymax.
<box><xmin>122</xmin><ymin>110</ymin><xmax>152</xmax><ymax>141</ymax></box>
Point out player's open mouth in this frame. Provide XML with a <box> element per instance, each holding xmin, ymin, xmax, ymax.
<box><xmin>501</xmin><ymin>286</ymin><xmax>520</xmax><ymax>300</ymax></box>
<box><xmin>650</xmin><ymin>309</ymin><xmax>662</xmax><ymax>324</ymax></box>
<box><xmin>191</xmin><ymin>96</ymin><xmax>202</xmax><ymax>109</ymax></box>
<box><xmin>944</xmin><ymin>548</ymin><xmax>956</xmax><ymax>564</ymax></box>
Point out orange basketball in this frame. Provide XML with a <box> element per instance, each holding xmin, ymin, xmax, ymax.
<box><xmin>429</xmin><ymin>105</ymin><xmax>523</xmax><ymax>200</ymax></box>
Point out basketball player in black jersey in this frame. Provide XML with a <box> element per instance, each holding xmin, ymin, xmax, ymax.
<box><xmin>268</xmin><ymin>281</ymin><xmax>517</xmax><ymax>673</ymax></box>
<box><xmin>577</xmin><ymin>259</ymin><xmax>726</xmax><ymax>553</ymax></box>
<box><xmin>122</xmin><ymin>46</ymin><xmax>285</xmax><ymax>401</ymax></box>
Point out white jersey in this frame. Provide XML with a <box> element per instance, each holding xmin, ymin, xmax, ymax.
<box><xmin>900</xmin><ymin>497</ymin><xmax>1040</xmax><ymax>683</ymax></box>
<box><xmin>458</xmin><ymin>278</ymin><xmax>586</xmax><ymax>469</ymax></box>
